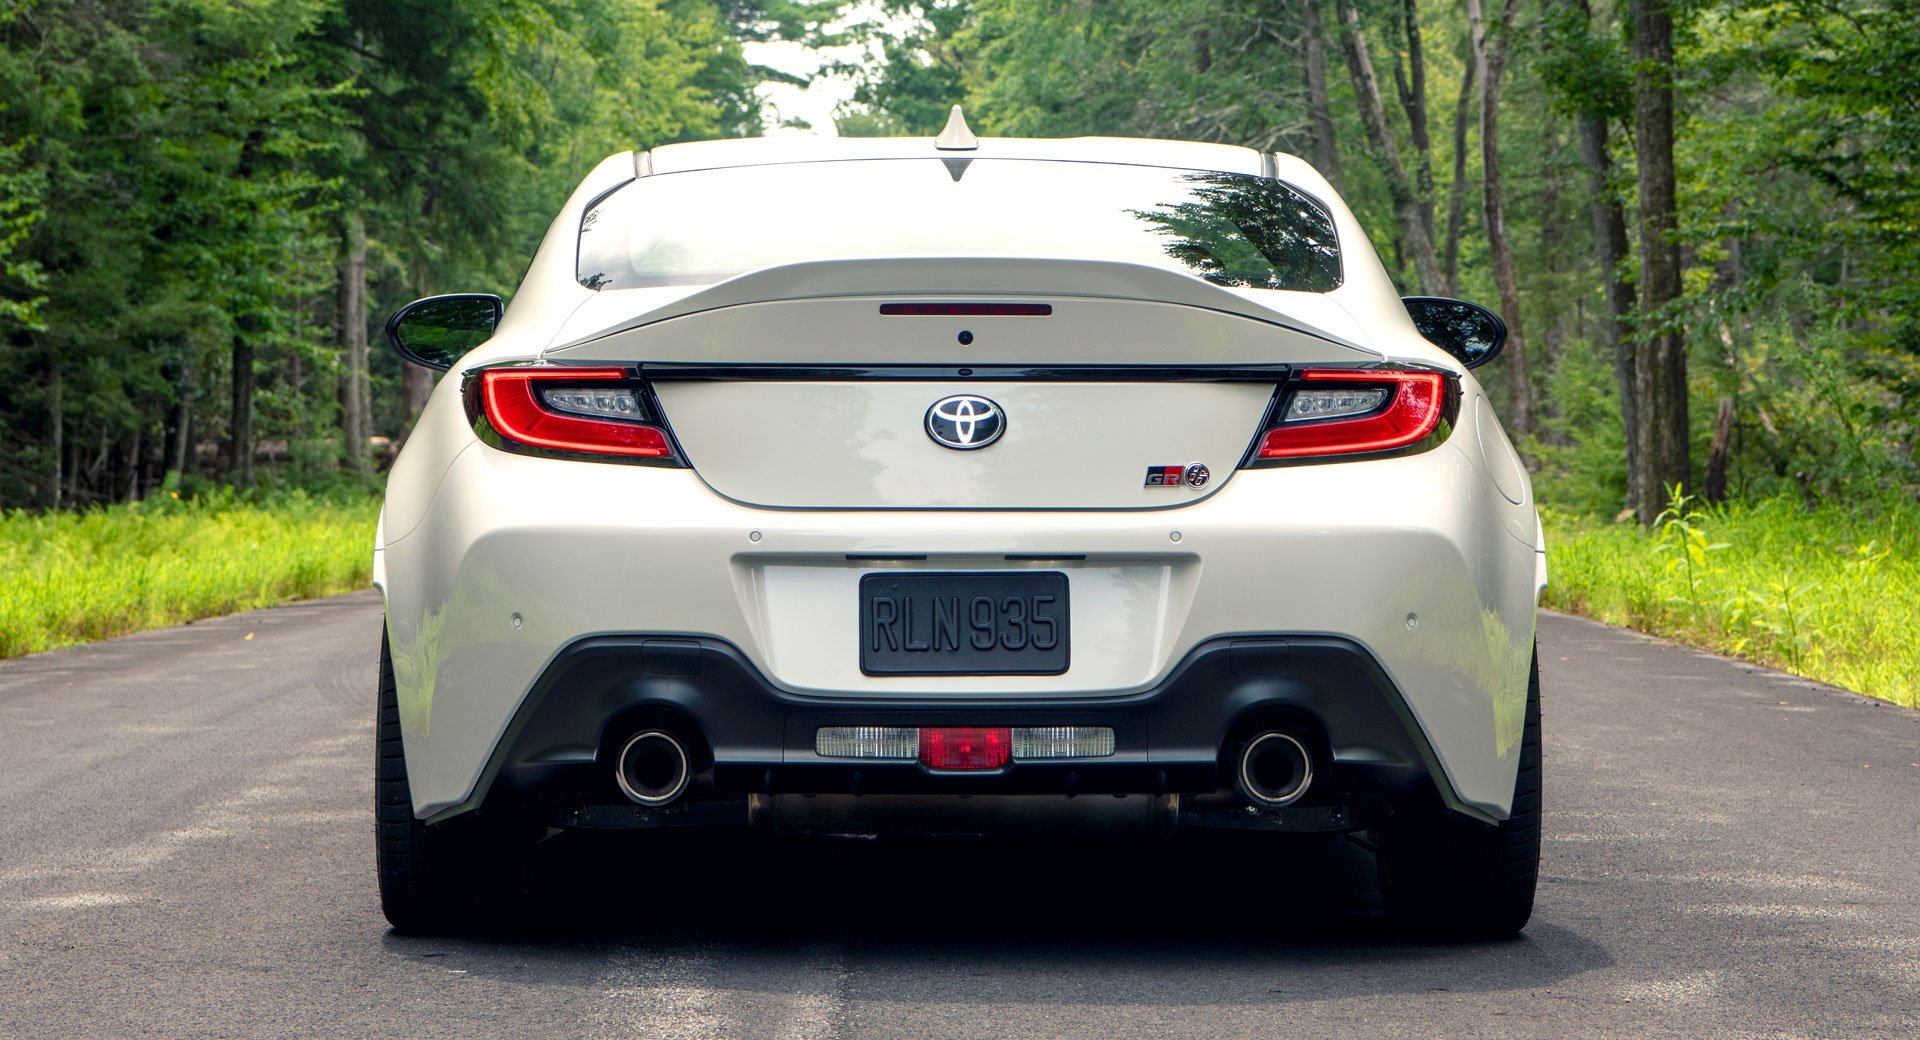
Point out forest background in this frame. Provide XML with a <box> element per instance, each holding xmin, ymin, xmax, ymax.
<box><xmin>1</xmin><ymin>0</ymin><xmax>1916</xmax><ymax>702</ymax></box>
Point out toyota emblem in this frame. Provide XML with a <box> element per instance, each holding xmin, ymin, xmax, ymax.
<box><xmin>925</xmin><ymin>394</ymin><xmax>1005</xmax><ymax>450</ymax></box>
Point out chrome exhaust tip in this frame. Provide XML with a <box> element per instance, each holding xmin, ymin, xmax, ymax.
<box><xmin>614</xmin><ymin>730</ymin><xmax>691</xmax><ymax>807</ymax></box>
<box><xmin>1237</xmin><ymin>731</ymin><xmax>1313</xmax><ymax>808</ymax></box>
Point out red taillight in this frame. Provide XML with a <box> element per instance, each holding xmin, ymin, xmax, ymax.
<box><xmin>1256</xmin><ymin>369</ymin><xmax>1450</xmax><ymax>460</ymax></box>
<box><xmin>477</xmin><ymin>368</ymin><xmax>674</xmax><ymax>459</ymax></box>
<box><xmin>920</xmin><ymin>727</ymin><xmax>1012</xmax><ymax>771</ymax></box>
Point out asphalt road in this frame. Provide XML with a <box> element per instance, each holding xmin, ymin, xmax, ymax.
<box><xmin>2</xmin><ymin>591</ymin><xmax>1918</xmax><ymax>1039</ymax></box>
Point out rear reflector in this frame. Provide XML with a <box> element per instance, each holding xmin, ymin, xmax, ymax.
<box><xmin>1256</xmin><ymin>369</ymin><xmax>1450</xmax><ymax>460</ymax></box>
<box><xmin>477</xmin><ymin>367</ymin><xmax>674</xmax><ymax>460</ymax></box>
<box><xmin>814</xmin><ymin>726</ymin><xmax>1116</xmax><ymax>764</ymax></box>
<box><xmin>920</xmin><ymin>727</ymin><xmax>1011</xmax><ymax>771</ymax></box>
<box><xmin>878</xmin><ymin>302</ymin><xmax>1053</xmax><ymax>316</ymax></box>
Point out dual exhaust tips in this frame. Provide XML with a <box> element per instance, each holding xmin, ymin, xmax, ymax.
<box><xmin>613</xmin><ymin>730</ymin><xmax>692</xmax><ymax>807</ymax></box>
<box><xmin>616</xmin><ymin>726</ymin><xmax>1313</xmax><ymax>810</ymax></box>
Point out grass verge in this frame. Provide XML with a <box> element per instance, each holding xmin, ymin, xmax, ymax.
<box><xmin>1543</xmin><ymin>494</ymin><xmax>1919</xmax><ymax>708</ymax></box>
<box><xmin>1</xmin><ymin>490</ymin><xmax>379</xmax><ymax>659</ymax></box>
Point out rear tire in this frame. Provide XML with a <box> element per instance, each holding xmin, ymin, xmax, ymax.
<box><xmin>1376</xmin><ymin>645</ymin><xmax>1542</xmax><ymax>939</ymax></box>
<box><xmin>375</xmin><ymin>629</ymin><xmax>531</xmax><ymax>934</ymax></box>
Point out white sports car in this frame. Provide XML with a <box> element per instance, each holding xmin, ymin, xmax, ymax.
<box><xmin>373</xmin><ymin>110</ymin><xmax>1546</xmax><ymax>937</ymax></box>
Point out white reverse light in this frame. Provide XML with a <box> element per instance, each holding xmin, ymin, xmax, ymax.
<box><xmin>539</xmin><ymin>386</ymin><xmax>646</xmax><ymax>421</ymax></box>
<box><xmin>1011</xmin><ymin>726</ymin><xmax>1116</xmax><ymax>758</ymax></box>
<box><xmin>814</xmin><ymin>726</ymin><xmax>1118</xmax><ymax>760</ymax></box>
<box><xmin>1284</xmin><ymin>387</ymin><xmax>1388</xmax><ymax>422</ymax></box>
<box><xmin>815</xmin><ymin>726</ymin><xmax>918</xmax><ymax>759</ymax></box>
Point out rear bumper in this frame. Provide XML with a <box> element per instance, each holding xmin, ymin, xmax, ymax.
<box><xmin>378</xmin><ymin>385</ymin><xmax>1541</xmax><ymax>822</ymax></box>
<box><xmin>443</xmin><ymin>631</ymin><xmax>1473</xmax><ymax>831</ymax></box>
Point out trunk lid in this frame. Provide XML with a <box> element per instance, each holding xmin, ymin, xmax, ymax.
<box><xmin>543</xmin><ymin>259</ymin><xmax>1381</xmax><ymax>509</ymax></box>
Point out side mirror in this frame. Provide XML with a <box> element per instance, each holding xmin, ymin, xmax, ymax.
<box><xmin>384</xmin><ymin>294</ymin><xmax>504</xmax><ymax>371</ymax></box>
<box><xmin>1402</xmin><ymin>297</ymin><xmax>1507</xmax><ymax>369</ymax></box>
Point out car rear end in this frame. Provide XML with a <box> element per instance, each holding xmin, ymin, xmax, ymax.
<box><xmin>373</xmin><ymin>142</ymin><xmax>1543</xmax><ymax>933</ymax></box>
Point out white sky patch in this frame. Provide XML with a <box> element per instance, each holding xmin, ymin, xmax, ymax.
<box><xmin>745</xmin><ymin>2</ymin><xmax>916</xmax><ymax>137</ymax></box>
<box><xmin>745</xmin><ymin>38</ymin><xmax>860</xmax><ymax>136</ymax></box>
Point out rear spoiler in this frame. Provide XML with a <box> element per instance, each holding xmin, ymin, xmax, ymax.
<box><xmin>545</xmin><ymin>256</ymin><xmax>1366</xmax><ymax>353</ymax></box>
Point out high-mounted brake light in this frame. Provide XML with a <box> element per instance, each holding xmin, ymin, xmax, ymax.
<box><xmin>476</xmin><ymin>368</ymin><xmax>674</xmax><ymax>460</ymax></box>
<box><xmin>878</xmin><ymin>302</ymin><xmax>1053</xmax><ymax>316</ymax></box>
<box><xmin>1255</xmin><ymin>369</ymin><xmax>1451</xmax><ymax>460</ymax></box>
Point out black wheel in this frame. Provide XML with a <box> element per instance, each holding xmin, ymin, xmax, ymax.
<box><xmin>1376</xmin><ymin>644</ymin><xmax>1542</xmax><ymax>939</ymax></box>
<box><xmin>375</xmin><ymin>628</ymin><xmax>531</xmax><ymax>934</ymax></box>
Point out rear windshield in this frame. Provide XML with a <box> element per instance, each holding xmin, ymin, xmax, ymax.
<box><xmin>577</xmin><ymin>158</ymin><xmax>1341</xmax><ymax>293</ymax></box>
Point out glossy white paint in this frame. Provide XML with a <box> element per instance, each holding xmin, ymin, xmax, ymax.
<box><xmin>655</xmin><ymin>379</ymin><xmax>1276</xmax><ymax>509</ymax></box>
<box><xmin>376</xmin><ymin>133</ymin><xmax>1544</xmax><ymax>828</ymax></box>
<box><xmin>380</xmin><ymin>412</ymin><xmax>1539</xmax><ymax>821</ymax></box>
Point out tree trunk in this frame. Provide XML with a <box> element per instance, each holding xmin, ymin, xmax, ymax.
<box><xmin>1393</xmin><ymin>0</ymin><xmax>1437</xmax><ymax>247</ymax></box>
<box><xmin>1443</xmin><ymin>57</ymin><xmax>1477</xmax><ymax>297</ymax></box>
<box><xmin>1562</xmin><ymin>0</ymin><xmax>1639</xmax><ymax>511</ymax></box>
<box><xmin>1630</xmin><ymin>0</ymin><xmax>1689</xmax><ymax>524</ymax></box>
<box><xmin>121</xmin><ymin>429</ymin><xmax>140</xmax><ymax>503</ymax></box>
<box><xmin>170</xmin><ymin>400</ymin><xmax>192</xmax><ymax>479</ymax></box>
<box><xmin>1540</xmin><ymin>121</ymin><xmax>1567</xmax><ymax>375</ymax></box>
<box><xmin>137</xmin><ymin>427</ymin><xmax>154</xmax><ymax>500</ymax></box>
<box><xmin>86</xmin><ymin>429</ymin><xmax>107</xmax><ymax>502</ymax></box>
<box><xmin>1536</xmin><ymin>121</ymin><xmax>1572</xmax><ymax>445</ymax></box>
<box><xmin>48</xmin><ymin>357</ymin><xmax>62</xmax><ymax>510</ymax></box>
<box><xmin>1588</xmin><ymin>167</ymin><xmax>1638</xmax><ymax>496</ymax></box>
<box><xmin>1471</xmin><ymin>0</ymin><xmax>1531</xmax><ymax>438</ymax></box>
<box><xmin>1703</xmin><ymin>396</ymin><xmax>1733</xmax><ymax>504</ymax></box>
<box><xmin>397</xmin><ymin>364</ymin><xmax>433</xmax><ymax>449</ymax></box>
<box><xmin>339</xmin><ymin>213</ymin><xmax>370</xmax><ymax>474</ymax></box>
<box><xmin>1302</xmin><ymin>0</ymin><xmax>1343</xmax><ymax>190</ymax></box>
<box><xmin>1336</xmin><ymin>0</ymin><xmax>1443</xmax><ymax>294</ymax></box>
<box><xmin>230</xmin><ymin>331</ymin><xmax>255</xmax><ymax>488</ymax></box>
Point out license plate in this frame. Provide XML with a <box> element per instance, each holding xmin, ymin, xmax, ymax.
<box><xmin>859</xmin><ymin>572</ymin><xmax>1070</xmax><ymax>676</ymax></box>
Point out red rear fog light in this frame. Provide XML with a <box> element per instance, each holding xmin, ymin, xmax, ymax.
<box><xmin>920</xmin><ymin>727</ymin><xmax>1012</xmax><ymax>771</ymax></box>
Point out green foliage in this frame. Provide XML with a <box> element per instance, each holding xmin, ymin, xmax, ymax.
<box><xmin>0</xmin><ymin>490</ymin><xmax>380</xmax><ymax>658</ymax></box>
<box><xmin>842</xmin><ymin>0</ymin><xmax>1920</xmax><ymax>516</ymax></box>
<box><xmin>838</xmin><ymin>0</ymin><xmax>1316</xmax><ymax>152</ymax></box>
<box><xmin>1536</xmin><ymin>0</ymin><xmax>1632</xmax><ymax>125</ymax></box>
<box><xmin>0</xmin><ymin>0</ymin><xmax>783</xmax><ymax>510</ymax></box>
<box><xmin>1667</xmin><ymin>0</ymin><xmax>1920</xmax><ymax>500</ymax></box>
<box><xmin>1651</xmin><ymin>484</ymin><xmax>1730</xmax><ymax>612</ymax></box>
<box><xmin>1769</xmin><ymin>1</ymin><xmax>1920</xmax><ymax>348</ymax></box>
<box><xmin>0</xmin><ymin>0</ymin><xmax>350</xmax><ymax>503</ymax></box>
<box><xmin>1532</xmin><ymin>335</ymin><xmax>1632</xmax><ymax>514</ymax></box>
<box><xmin>0</xmin><ymin>132</ymin><xmax>45</xmax><ymax>331</ymax></box>
<box><xmin>1706</xmin><ymin>319</ymin><xmax>1917</xmax><ymax>500</ymax></box>
<box><xmin>1544</xmin><ymin>496</ymin><xmax>1920</xmax><ymax>707</ymax></box>
<box><xmin>830</xmin><ymin>0</ymin><xmax>973</xmax><ymax>135</ymax></box>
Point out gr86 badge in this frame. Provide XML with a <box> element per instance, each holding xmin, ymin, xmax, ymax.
<box><xmin>1145</xmin><ymin>463</ymin><xmax>1209</xmax><ymax>489</ymax></box>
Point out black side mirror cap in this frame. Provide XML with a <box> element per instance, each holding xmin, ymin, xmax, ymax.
<box><xmin>384</xmin><ymin>294</ymin><xmax>504</xmax><ymax>371</ymax></box>
<box><xmin>1402</xmin><ymin>296</ymin><xmax>1507</xmax><ymax>369</ymax></box>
